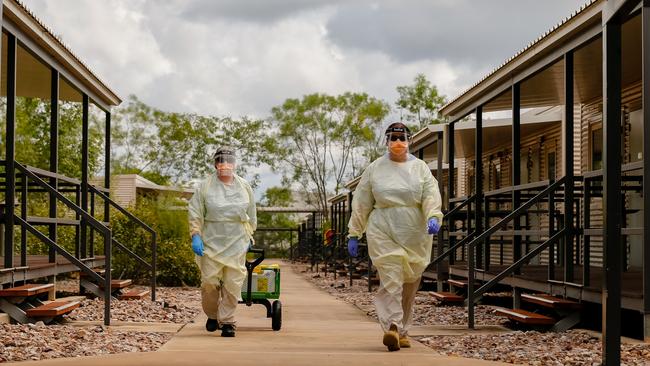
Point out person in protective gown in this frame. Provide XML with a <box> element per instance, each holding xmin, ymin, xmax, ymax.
<box><xmin>347</xmin><ymin>122</ymin><xmax>442</xmax><ymax>351</ymax></box>
<box><xmin>188</xmin><ymin>146</ymin><xmax>257</xmax><ymax>337</ymax></box>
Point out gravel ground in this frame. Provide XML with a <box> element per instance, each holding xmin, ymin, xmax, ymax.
<box><xmin>0</xmin><ymin>323</ymin><xmax>171</xmax><ymax>362</ymax></box>
<box><xmin>300</xmin><ymin>268</ymin><xmax>506</xmax><ymax>326</ymax></box>
<box><xmin>65</xmin><ymin>286</ymin><xmax>201</xmax><ymax>323</ymax></box>
<box><xmin>416</xmin><ymin>331</ymin><xmax>650</xmax><ymax>366</ymax></box>
<box><xmin>0</xmin><ymin>286</ymin><xmax>201</xmax><ymax>363</ymax></box>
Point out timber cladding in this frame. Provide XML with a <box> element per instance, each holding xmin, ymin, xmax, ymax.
<box><xmin>450</xmin><ymin>80</ymin><xmax>642</xmax><ymax>269</ymax></box>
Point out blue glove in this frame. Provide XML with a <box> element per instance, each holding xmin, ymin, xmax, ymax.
<box><xmin>347</xmin><ymin>237</ymin><xmax>359</xmax><ymax>257</ymax></box>
<box><xmin>192</xmin><ymin>234</ymin><xmax>204</xmax><ymax>256</ymax></box>
<box><xmin>427</xmin><ymin>217</ymin><xmax>441</xmax><ymax>235</ymax></box>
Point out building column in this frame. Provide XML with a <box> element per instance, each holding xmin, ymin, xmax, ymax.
<box><xmin>447</xmin><ymin>123</ymin><xmax>456</xmax><ymax>265</ymax></box>
<box><xmin>642</xmin><ymin>0</ymin><xmax>650</xmax><ymax>343</ymax></box>
<box><xmin>564</xmin><ymin>51</ymin><xmax>575</xmax><ymax>283</ymax></box>
<box><xmin>602</xmin><ymin>16</ymin><xmax>623</xmax><ymax>366</ymax></box>
<box><xmin>436</xmin><ymin>132</ymin><xmax>445</xmax><ymax>291</ymax></box>
<box><xmin>468</xmin><ymin>106</ymin><xmax>483</xmax><ymax>329</ymax></box>
<box><xmin>512</xmin><ymin>83</ymin><xmax>521</xmax><ymax>275</ymax></box>
<box><xmin>49</xmin><ymin>68</ymin><xmax>59</xmax><ymax>264</ymax></box>
<box><xmin>4</xmin><ymin>33</ymin><xmax>16</xmax><ymax>269</ymax></box>
<box><xmin>80</xmin><ymin>95</ymin><xmax>89</xmax><ymax>258</ymax></box>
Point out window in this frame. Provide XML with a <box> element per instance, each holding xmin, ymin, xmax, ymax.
<box><xmin>591</xmin><ymin>128</ymin><xmax>603</xmax><ymax>170</ymax></box>
<box><xmin>547</xmin><ymin>152</ymin><xmax>556</xmax><ymax>181</ymax></box>
<box><xmin>629</xmin><ymin>110</ymin><xmax>642</xmax><ymax>163</ymax></box>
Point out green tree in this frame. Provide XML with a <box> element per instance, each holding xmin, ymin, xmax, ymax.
<box><xmin>112</xmin><ymin>95</ymin><xmax>276</xmax><ymax>186</ymax></box>
<box><xmin>271</xmin><ymin>92</ymin><xmax>389</xmax><ymax>215</ymax></box>
<box><xmin>396</xmin><ymin>74</ymin><xmax>447</xmax><ymax>130</ymax></box>
<box><xmin>254</xmin><ymin>187</ymin><xmax>298</xmax><ymax>257</ymax></box>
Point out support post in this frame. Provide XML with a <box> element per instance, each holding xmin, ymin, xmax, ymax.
<box><xmin>4</xmin><ymin>33</ymin><xmax>16</xmax><ymax>270</ymax></box>
<box><xmin>642</xmin><ymin>0</ymin><xmax>650</xmax><ymax>343</ymax></box>
<box><xmin>436</xmin><ymin>132</ymin><xmax>445</xmax><ymax>291</ymax></box>
<box><xmin>448</xmin><ymin>123</ymin><xmax>456</xmax><ymax>265</ymax></box>
<box><xmin>104</xmin><ymin>112</ymin><xmax>111</xmax><ymax>223</ymax></box>
<box><xmin>564</xmin><ymin>51</ymin><xmax>575</xmax><ymax>283</ymax></box>
<box><xmin>49</xmin><ymin>68</ymin><xmax>59</xmax><ymax>263</ymax></box>
<box><xmin>512</xmin><ymin>83</ymin><xmax>522</xmax><ymax>275</ymax></box>
<box><xmin>468</xmin><ymin>106</ymin><xmax>483</xmax><ymax>330</ymax></box>
<box><xmin>602</xmin><ymin>19</ymin><xmax>622</xmax><ymax>366</ymax></box>
<box><xmin>81</xmin><ymin>95</ymin><xmax>89</xmax><ymax>259</ymax></box>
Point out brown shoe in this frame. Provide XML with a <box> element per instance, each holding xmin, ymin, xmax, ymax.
<box><xmin>399</xmin><ymin>336</ymin><xmax>411</xmax><ymax>348</ymax></box>
<box><xmin>382</xmin><ymin>325</ymin><xmax>400</xmax><ymax>352</ymax></box>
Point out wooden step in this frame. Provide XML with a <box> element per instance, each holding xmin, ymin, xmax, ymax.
<box><xmin>0</xmin><ymin>283</ymin><xmax>54</xmax><ymax>297</ymax></box>
<box><xmin>447</xmin><ymin>279</ymin><xmax>467</xmax><ymax>288</ymax></box>
<box><xmin>26</xmin><ymin>300</ymin><xmax>80</xmax><ymax>317</ymax></box>
<box><xmin>447</xmin><ymin>279</ymin><xmax>479</xmax><ymax>288</ymax></box>
<box><xmin>495</xmin><ymin>308</ymin><xmax>555</xmax><ymax>325</ymax></box>
<box><xmin>98</xmin><ymin>279</ymin><xmax>132</xmax><ymax>289</ymax></box>
<box><xmin>80</xmin><ymin>268</ymin><xmax>106</xmax><ymax>277</ymax></box>
<box><xmin>430</xmin><ymin>291</ymin><xmax>464</xmax><ymax>304</ymax></box>
<box><xmin>118</xmin><ymin>289</ymin><xmax>150</xmax><ymax>300</ymax></box>
<box><xmin>521</xmin><ymin>294</ymin><xmax>582</xmax><ymax>310</ymax></box>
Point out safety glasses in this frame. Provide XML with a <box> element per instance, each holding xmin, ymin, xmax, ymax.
<box><xmin>389</xmin><ymin>134</ymin><xmax>407</xmax><ymax>142</ymax></box>
<box><xmin>215</xmin><ymin>155</ymin><xmax>236</xmax><ymax>164</ymax></box>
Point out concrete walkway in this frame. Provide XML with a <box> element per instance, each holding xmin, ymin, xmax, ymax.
<box><xmin>17</xmin><ymin>262</ymin><xmax>509</xmax><ymax>365</ymax></box>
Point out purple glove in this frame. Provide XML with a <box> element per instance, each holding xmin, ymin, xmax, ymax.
<box><xmin>427</xmin><ymin>217</ymin><xmax>440</xmax><ymax>235</ymax></box>
<box><xmin>347</xmin><ymin>237</ymin><xmax>359</xmax><ymax>257</ymax></box>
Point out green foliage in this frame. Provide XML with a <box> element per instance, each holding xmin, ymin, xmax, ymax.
<box><xmin>396</xmin><ymin>74</ymin><xmax>447</xmax><ymax>130</ymax></box>
<box><xmin>112</xmin><ymin>95</ymin><xmax>276</xmax><ymax>187</ymax></box>
<box><xmin>110</xmin><ymin>195</ymin><xmax>200</xmax><ymax>286</ymax></box>
<box><xmin>255</xmin><ymin>187</ymin><xmax>298</xmax><ymax>258</ymax></box>
<box><xmin>270</xmin><ymin>92</ymin><xmax>389</xmax><ymax>214</ymax></box>
<box><xmin>0</xmin><ymin>97</ymin><xmax>104</xmax><ymax>178</ymax></box>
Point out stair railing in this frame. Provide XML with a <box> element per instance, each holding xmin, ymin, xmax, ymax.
<box><xmin>88</xmin><ymin>186</ymin><xmax>157</xmax><ymax>301</ymax></box>
<box><xmin>465</xmin><ymin>176</ymin><xmax>567</xmax><ymax>328</ymax></box>
<box><xmin>14</xmin><ymin>161</ymin><xmax>113</xmax><ymax>325</ymax></box>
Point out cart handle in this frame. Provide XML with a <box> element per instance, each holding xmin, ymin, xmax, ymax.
<box><xmin>244</xmin><ymin>248</ymin><xmax>265</xmax><ymax>306</ymax></box>
<box><xmin>246</xmin><ymin>248</ymin><xmax>265</xmax><ymax>271</ymax></box>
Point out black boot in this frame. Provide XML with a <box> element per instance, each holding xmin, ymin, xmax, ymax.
<box><xmin>221</xmin><ymin>324</ymin><xmax>235</xmax><ymax>337</ymax></box>
<box><xmin>205</xmin><ymin>318</ymin><xmax>220</xmax><ymax>332</ymax></box>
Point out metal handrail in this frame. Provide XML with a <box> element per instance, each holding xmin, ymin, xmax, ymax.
<box><xmin>464</xmin><ymin>177</ymin><xmax>567</xmax><ymax>324</ymax></box>
<box><xmin>469</xmin><ymin>228</ymin><xmax>567</xmax><ymax>302</ymax></box>
<box><xmin>424</xmin><ymin>195</ymin><xmax>476</xmax><ymax>271</ymax></box>
<box><xmin>88</xmin><ymin>185</ymin><xmax>157</xmax><ymax>301</ymax></box>
<box><xmin>14</xmin><ymin>162</ymin><xmax>113</xmax><ymax>326</ymax></box>
<box><xmin>467</xmin><ymin>177</ymin><xmax>566</xmax><ymax>250</ymax></box>
<box><xmin>427</xmin><ymin>231</ymin><xmax>476</xmax><ymax>270</ymax></box>
<box><xmin>445</xmin><ymin>194</ymin><xmax>476</xmax><ymax>218</ymax></box>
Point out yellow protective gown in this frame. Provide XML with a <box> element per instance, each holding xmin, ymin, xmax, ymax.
<box><xmin>348</xmin><ymin>154</ymin><xmax>442</xmax><ymax>335</ymax></box>
<box><xmin>188</xmin><ymin>173</ymin><xmax>256</xmax><ymax>323</ymax></box>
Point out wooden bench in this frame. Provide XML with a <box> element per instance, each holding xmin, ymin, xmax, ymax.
<box><xmin>495</xmin><ymin>308</ymin><xmax>555</xmax><ymax>325</ymax></box>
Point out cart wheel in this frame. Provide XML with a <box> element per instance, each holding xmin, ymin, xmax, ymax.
<box><xmin>271</xmin><ymin>300</ymin><xmax>282</xmax><ymax>331</ymax></box>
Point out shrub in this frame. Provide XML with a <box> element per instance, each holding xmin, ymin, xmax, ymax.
<box><xmin>110</xmin><ymin>195</ymin><xmax>200</xmax><ymax>287</ymax></box>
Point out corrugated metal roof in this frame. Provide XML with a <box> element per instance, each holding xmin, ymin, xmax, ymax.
<box><xmin>11</xmin><ymin>0</ymin><xmax>121</xmax><ymax>104</ymax></box>
<box><xmin>441</xmin><ymin>0</ymin><xmax>600</xmax><ymax>113</ymax></box>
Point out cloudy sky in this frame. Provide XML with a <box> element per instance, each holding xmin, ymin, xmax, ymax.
<box><xmin>21</xmin><ymin>0</ymin><xmax>588</xmax><ymax>198</ymax></box>
<box><xmin>23</xmin><ymin>0</ymin><xmax>587</xmax><ymax>119</ymax></box>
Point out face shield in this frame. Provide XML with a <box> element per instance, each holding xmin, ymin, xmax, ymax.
<box><xmin>213</xmin><ymin>148</ymin><xmax>237</xmax><ymax>177</ymax></box>
<box><xmin>386</xmin><ymin>132</ymin><xmax>410</xmax><ymax>156</ymax></box>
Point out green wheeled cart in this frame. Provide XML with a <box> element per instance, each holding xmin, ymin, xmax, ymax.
<box><xmin>240</xmin><ymin>248</ymin><xmax>282</xmax><ymax>331</ymax></box>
